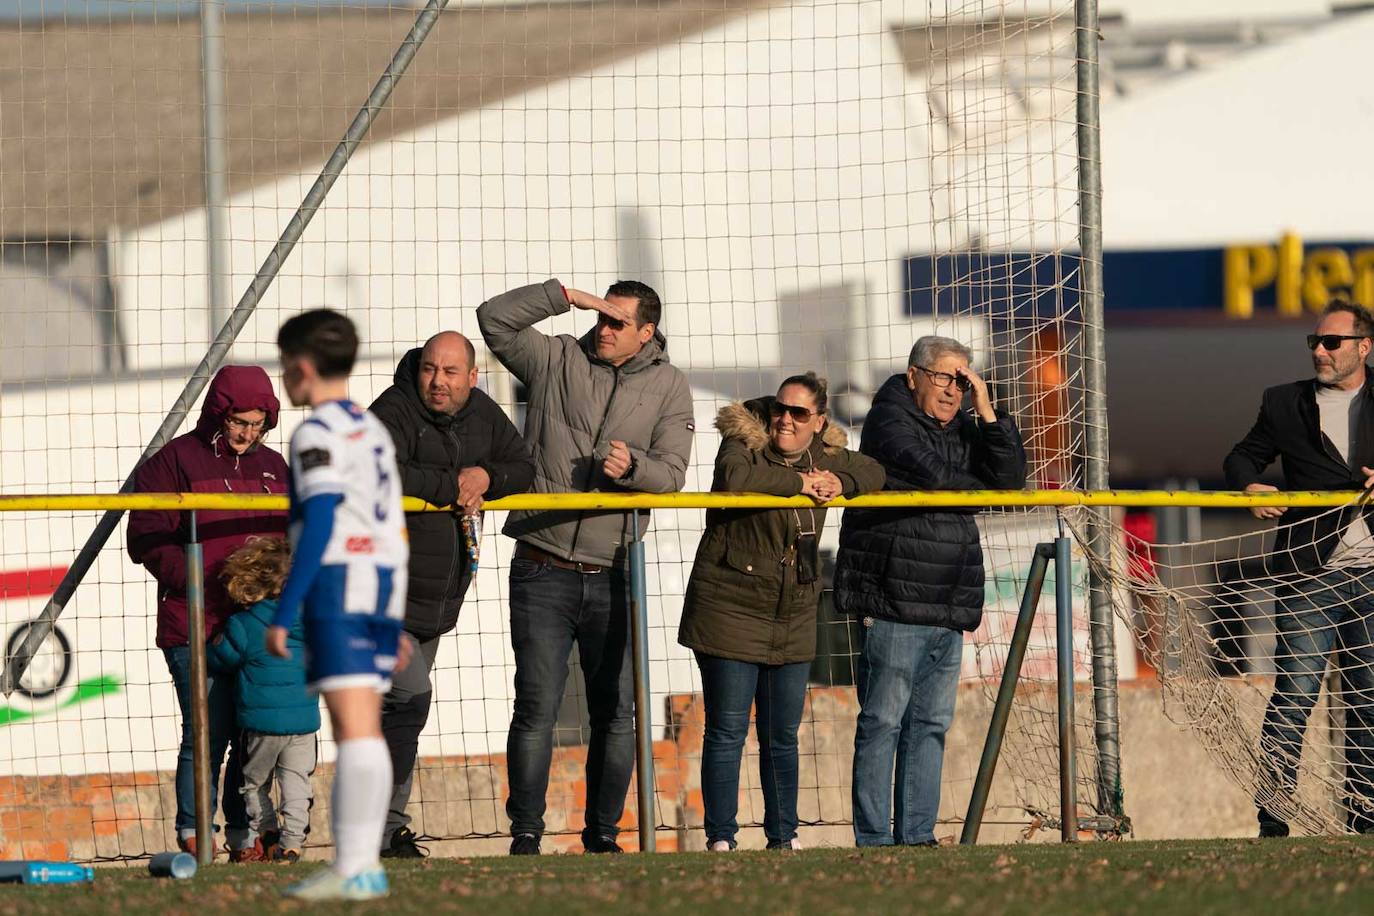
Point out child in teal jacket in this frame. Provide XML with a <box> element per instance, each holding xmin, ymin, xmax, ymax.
<box><xmin>210</xmin><ymin>537</ymin><xmax>320</xmax><ymax>862</ymax></box>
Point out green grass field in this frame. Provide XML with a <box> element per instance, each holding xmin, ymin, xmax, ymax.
<box><xmin>2</xmin><ymin>839</ymin><xmax>1372</xmax><ymax>915</ymax></box>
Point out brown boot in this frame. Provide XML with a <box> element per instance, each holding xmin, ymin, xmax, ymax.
<box><xmin>229</xmin><ymin>837</ymin><xmax>267</xmax><ymax>863</ymax></box>
<box><xmin>177</xmin><ymin>834</ymin><xmax>219</xmax><ymax>859</ymax></box>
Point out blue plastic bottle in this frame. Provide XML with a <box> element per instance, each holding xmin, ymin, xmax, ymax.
<box><xmin>0</xmin><ymin>861</ymin><xmax>95</xmax><ymax>884</ymax></box>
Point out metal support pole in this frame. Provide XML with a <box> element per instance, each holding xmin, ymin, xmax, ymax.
<box><xmin>200</xmin><ymin>0</ymin><xmax>229</xmax><ymax>341</ymax></box>
<box><xmin>1056</xmin><ymin>521</ymin><xmax>1079</xmax><ymax>842</ymax></box>
<box><xmin>961</xmin><ymin>542</ymin><xmax>1054</xmax><ymax>845</ymax></box>
<box><xmin>200</xmin><ymin>0</ymin><xmax>229</xmax><ymax>340</ymax></box>
<box><xmin>186</xmin><ymin>511</ymin><xmax>213</xmax><ymax>866</ymax></box>
<box><xmin>1</xmin><ymin>0</ymin><xmax>454</xmax><ymax>698</ymax></box>
<box><xmin>1075</xmin><ymin>0</ymin><xmax>1122</xmax><ymax>818</ymax></box>
<box><xmin>628</xmin><ymin>512</ymin><xmax>656</xmax><ymax>852</ymax></box>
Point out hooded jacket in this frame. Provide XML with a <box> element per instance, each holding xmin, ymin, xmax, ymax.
<box><xmin>128</xmin><ymin>365</ymin><xmax>289</xmax><ymax>648</ymax></box>
<box><xmin>368</xmin><ymin>347</ymin><xmax>536</xmax><ymax>639</ymax></box>
<box><xmin>476</xmin><ymin>279</ymin><xmax>695</xmax><ymax>566</ymax></box>
<box><xmin>677</xmin><ymin>398</ymin><xmax>886</xmax><ymax>666</ymax></box>
<box><xmin>834</xmin><ymin>374</ymin><xmax>1027</xmax><ymax>632</ymax></box>
<box><xmin>208</xmin><ymin>599</ymin><xmax>320</xmax><ymax>736</ymax></box>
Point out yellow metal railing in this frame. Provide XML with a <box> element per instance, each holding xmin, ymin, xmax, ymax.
<box><xmin>1</xmin><ymin>484</ymin><xmax>1360</xmax><ymax>853</ymax></box>
<box><xmin>0</xmin><ymin>489</ymin><xmax>1366</xmax><ymax>512</ymax></box>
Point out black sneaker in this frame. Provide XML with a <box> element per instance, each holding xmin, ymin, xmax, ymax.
<box><xmin>1257</xmin><ymin>813</ymin><xmax>1290</xmax><ymax>838</ymax></box>
<box><xmin>381</xmin><ymin>826</ymin><xmax>429</xmax><ymax>859</ymax></box>
<box><xmin>510</xmin><ymin>833</ymin><xmax>541</xmax><ymax>856</ymax></box>
<box><xmin>583</xmin><ymin>835</ymin><xmax>624</xmax><ymax>854</ymax></box>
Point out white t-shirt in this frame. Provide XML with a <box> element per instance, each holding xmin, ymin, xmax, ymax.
<box><xmin>288</xmin><ymin>399</ymin><xmax>409</xmax><ymax>619</ymax></box>
<box><xmin>1315</xmin><ymin>384</ymin><xmax>1374</xmax><ymax>569</ymax></box>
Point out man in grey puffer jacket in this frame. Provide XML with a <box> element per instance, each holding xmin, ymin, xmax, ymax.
<box><xmin>477</xmin><ymin>277</ymin><xmax>694</xmax><ymax>855</ymax></box>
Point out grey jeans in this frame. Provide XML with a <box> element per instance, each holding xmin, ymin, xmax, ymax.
<box><xmin>239</xmin><ymin>731</ymin><xmax>317</xmax><ymax>849</ymax></box>
<box><xmin>382</xmin><ymin>633</ymin><xmax>442</xmax><ymax>843</ymax></box>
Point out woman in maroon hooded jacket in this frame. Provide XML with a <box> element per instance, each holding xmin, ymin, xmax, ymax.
<box><xmin>128</xmin><ymin>364</ymin><xmax>289</xmax><ymax>859</ymax></box>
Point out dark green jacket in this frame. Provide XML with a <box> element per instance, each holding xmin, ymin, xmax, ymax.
<box><xmin>678</xmin><ymin>398</ymin><xmax>886</xmax><ymax>666</ymax></box>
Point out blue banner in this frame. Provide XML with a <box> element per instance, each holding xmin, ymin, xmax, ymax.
<box><xmin>903</xmin><ymin>235</ymin><xmax>1374</xmax><ymax>318</ymax></box>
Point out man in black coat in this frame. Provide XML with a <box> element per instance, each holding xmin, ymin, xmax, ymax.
<box><xmin>835</xmin><ymin>335</ymin><xmax>1026</xmax><ymax>847</ymax></box>
<box><xmin>368</xmin><ymin>331</ymin><xmax>535</xmax><ymax>857</ymax></box>
<box><xmin>1224</xmin><ymin>298</ymin><xmax>1374</xmax><ymax>837</ymax></box>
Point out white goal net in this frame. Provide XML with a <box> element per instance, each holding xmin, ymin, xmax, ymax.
<box><xmin>0</xmin><ymin>0</ymin><xmax>1121</xmax><ymax>858</ymax></box>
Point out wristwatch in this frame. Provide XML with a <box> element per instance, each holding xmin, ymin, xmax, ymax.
<box><xmin>621</xmin><ymin>456</ymin><xmax>638</xmax><ymax>480</ymax></box>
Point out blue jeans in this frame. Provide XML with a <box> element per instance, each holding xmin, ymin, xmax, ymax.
<box><xmin>695</xmin><ymin>652</ymin><xmax>810</xmax><ymax>848</ymax></box>
<box><xmin>851</xmin><ymin>618</ymin><xmax>962</xmax><ymax>846</ymax></box>
<box><xmin>505</xmin><ymin>555</ymin><xmax>634</xmax><ymax>845</ymax></box>
<box><xmin>1258</xmin><ymin>567</ymin><xmax>1374</xmax><ymax>832</ymax></box>
<box><xmin>163</xmin><ymin>645</ymin><xmax>248</xmax><ymax>843</ymax></box>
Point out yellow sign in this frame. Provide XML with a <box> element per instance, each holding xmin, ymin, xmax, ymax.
<box><xmin>1224</xmin><ymin>232</ymin><xmax>1374</xmax><ymax>318</ymax></box>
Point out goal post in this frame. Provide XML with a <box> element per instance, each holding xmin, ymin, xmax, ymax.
<box><xmin>0</xmin><ymin>0</ymin><xmax>1140</xmax><ymax>858</ymax></box>
<box><xmin>1073</xmin><ymin>0</ymin><xmax>1121</xmax><ymax>821</ymax></box>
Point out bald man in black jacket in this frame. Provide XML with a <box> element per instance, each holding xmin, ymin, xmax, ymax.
<box><xmin>369</xmin><ymin>332</ymin><xmax>534</xmax><ymax>857</ymax></box>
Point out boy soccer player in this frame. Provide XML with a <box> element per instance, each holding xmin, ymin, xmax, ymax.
<box><xmin>268</xmin><ymin>310</ymin><xmax>410</xmax><ymax>900</ymax></box>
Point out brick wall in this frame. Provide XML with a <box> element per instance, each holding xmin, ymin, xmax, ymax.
<box><xmin>0</xmin><ymin>682</ymin><xmax>1274</xmax><ymax>861</ymax></box>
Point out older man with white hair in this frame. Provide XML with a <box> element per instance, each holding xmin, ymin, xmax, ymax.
<box><xmin>835</xmin><ymin>335</ymin><xmax>1026</xmax><ymax>847</ymax></box>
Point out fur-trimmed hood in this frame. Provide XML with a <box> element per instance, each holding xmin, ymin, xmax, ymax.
<box><xmin>682</xmin><ymin>395</ymin><xmax>886</xmax><ymax>666</ymax></box>
<box><xmin>714</xmin><ymin>396</ymin><xmax>848</xmax><ymax>455</ymax></box>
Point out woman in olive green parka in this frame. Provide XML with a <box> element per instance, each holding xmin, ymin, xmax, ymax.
<box><xmin>678</xmin><ymin>373</ymin><xmax>884</xmax><ymax>852</ymax></box>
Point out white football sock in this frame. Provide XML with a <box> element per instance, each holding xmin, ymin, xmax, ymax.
<box><xmin>331</xmin><ymin>736</ymin><xmax>392</xmax><ymax>878</ymax></box>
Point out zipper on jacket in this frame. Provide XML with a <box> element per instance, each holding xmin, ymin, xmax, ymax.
<box><xmin>439</xmin><ymin>423</ymin><xmax>465</xmax><ymax>617</ymax></box>
<box><xmin>441</xmin><ymin>540</ymin><xmax>463</xmax><ymax>618</ymax></box>
<box><xmin>568</xmin><ymin>366</ymin><xmax>621</xmax><ymax>560</ymax></box>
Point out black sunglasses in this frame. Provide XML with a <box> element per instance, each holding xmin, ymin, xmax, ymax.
<box><xmin>597</xmin><ymin>313</ymin><xmax>630</xmax><ymax>332</ymax></box>
<box><xmin>1307</xmin><ymin>334</ymin><xmax>1366</xmax><ymax>352</ymax></box>
<box><xmin>915</xmin><ymin>365</ymin><xmax>973</xmax><ymax>392</ymax></box>
<box><xmin>768</xmin><ymin>401</ymin><xmax>817</xmax><ymax>422</ymax></box>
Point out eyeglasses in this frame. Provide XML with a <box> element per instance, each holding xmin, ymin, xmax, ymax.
<box><xmin>1307</xmin><ymin>334</ymin><xmax>1367</xmax><ymax>352</ymax></box>
<box><xmin>225</xmin><ymin>416</ymin><xmax>266</xmax><ymax>433</ymax></box>
<box><xmin>597</xmin><ymin>313</ymin><xmax>629</xmax><ymax>332</ymax></box>
<box><xmin>914</xmin><ymin>366</ymin><xmax>972</xmax><ymax>392</ymax></box>
<box><xmin>768</xmin><ymin>401</ymin><xmax>817</xmax><ymax>422</ymax></box>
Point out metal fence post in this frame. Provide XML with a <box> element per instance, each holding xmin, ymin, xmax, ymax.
<box><xmin>186</xmin><ymin>510</ymin><xmax>213</xmax><ymax>866</ymax></box>
<box><xmin>1056</xmin><ymin>519</ymin><xmax>1079</xmax><ymax>842</ymax></box>
<box><xmin>1076</xmin><ymin>0</ymin><xmax>1124</xmax><ymax>820</ymax></box>
<box><xmin>628</xmin><ymin>511</ymin><xmax>656</xmax><ymax>853</ymax></box>
<box><xmin>200</xmin><ymin>0</ymin><xmax>228</xmax><ymax>342</ymax></box>
<box><xmin>961</xmin><ymin>542</ymin><xmax>1054</xmax><ymax>845</ymax></box>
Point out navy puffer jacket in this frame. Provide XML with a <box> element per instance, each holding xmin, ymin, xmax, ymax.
<box><xmin>834</xmin><ymin>374</ymin><xmax>1027</xmax><ymax>631</ymax></box>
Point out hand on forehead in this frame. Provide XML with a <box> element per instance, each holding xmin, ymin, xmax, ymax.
<box><xmin>927</xmin><ymin>351</ymin><xmax>970</xmax><ymax>373</ymax></box>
